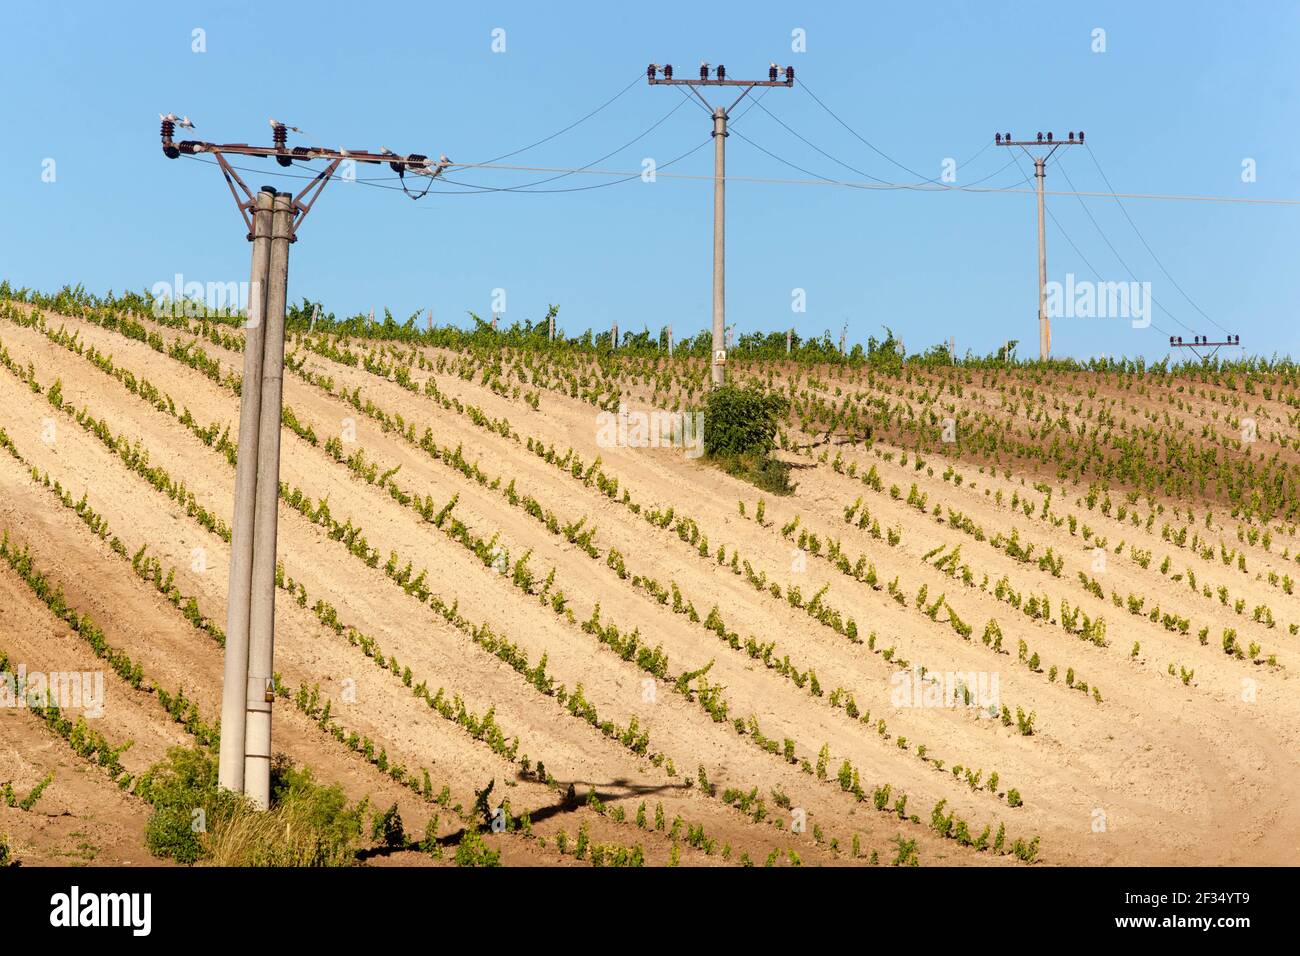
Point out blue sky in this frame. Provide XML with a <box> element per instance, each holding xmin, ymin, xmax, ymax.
<box><xmin>2</xmin><ymin>0</ymin><xmax>1297</xmax><ymax>360</ymax></box>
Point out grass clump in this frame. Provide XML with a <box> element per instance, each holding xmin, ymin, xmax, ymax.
<box><xmin>137</xmin><ymin>747</ymin><xmax>366</xmax><ymax>866</ymax></box>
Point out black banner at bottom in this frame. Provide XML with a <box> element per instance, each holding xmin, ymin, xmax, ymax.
<box><xmin>0</xmin><ymin>865</ymin><xmax>1285</xmax><ymax>941</ymax></box>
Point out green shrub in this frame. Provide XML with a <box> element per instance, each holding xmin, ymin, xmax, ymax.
<box><xmin>137</xmin><ymin>747</ymin><xmax>364</xmax><ymax>866</ymax></box>
<box><xmin>704</xmin><ymin>384</ymin><xmax>787</xmax><ymax>457</ymax></box>
<box><xmin>135</xmin><ymin>746</ymin><xmax>231</xmax><ymax>864</ymax></box>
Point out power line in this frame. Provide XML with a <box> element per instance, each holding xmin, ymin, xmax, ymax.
<box><xmin>745</xmin><ymin>99</ymin><xmax>1024</xmax><ymax>191</ymax></box>
<box><xmin>1052</xmin><ymin>155</ymin><xmax>1197</xmax><ymax>335</ymax></box>
<box><xmin>1008</xmin><ymin>152</ymin><xmax>1177</xmax><ymax>341</ymax></box>
<box><xmin>479</xmin><ymin>73</ymin><xmax>645</xmax><ymax>165</ymax></box>
<box><xmin>754</xmin><ymin>95</ymin><xmax>1004</xmax><ymax>189</ymax></box>
<box><xmin>260</xmin><ymin>91</ymin><xmax>774</xmax><ymax>198</ymax></box>
<box><xmin>434</xmin><ymin>135</ymin><xmax>713</xmax><ymax>195</ymax></box>
<box><xmin>437</xmin><ymin>161</ymin><xmax>1300</xmax><ymax>205</ymax></box>
<box><xmin>436</xmin><ymin>86</ymin><xmax>775</xmax><ymax>196</ymax></box>
<box><xmin>1083</xmin><ymin>142</ymin><xmax>1229</xmax><ymax>335</ymax></box>
<box><xmin>798</xmin><ymin>76</ymin><xmax>961</xmax><ymax>186</ymax></box>
<box><xmin>188</xmin><ymin>151</ymin><xmax>1300</xmax><ymax>207</ymax></box>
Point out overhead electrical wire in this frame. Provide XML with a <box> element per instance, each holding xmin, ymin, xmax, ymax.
<box><xmin>432</xmin><ymin>87</ymin><xmax>775</xmax><ymax>195</ymax></box>
<box><xmin>477</xmin><ymin>73</ymin><xmax>645</xmax><ymax>165</ymax></box>
<box><xmin>1052</xmin><ymin>155</ymin><xmax>1196</xmax><ymax>335</ymax></box>
<box><xmin>436</xmin><ymin>95</ymin><xmax>694</xmax><ymax>193</ymax></box>
<box><xmin>429</xmin><ymin>86</ymin><xmax>774</xmax><ymax>196</ymax></box>
<box><xmin>187</xmin><ymin>151</ymin><xmax>1300</xmax><ymax>207</ymax></box>
<box><xmin>199</xmin><ymin>88</ymin><xmax>776</xmax><ymax>199</ymax></box>
<box><xmin>1083</xmin><ymin>142</ymin><xmax>1229</xmax><ymax>335</ymax></box>
<box><xmin>751</xmin><ymin>97</ymin><xmax>1011</xmax><ymax>189</ymax></box>
<box><xmin>437</xmin><ymin>161</ymin><xmax>1300</xmax><ymax>205</ymax></box>
<box><xmin>746</xmin><ymin>98</ymin><xmax>1021</xmax><ymax>191</ymax></box>
<box><xmin>798</xmin><ymin>76</ymin><xmax>965</xmax><ymax>186</ymax></box>
<box><xmin>1007</xmin><ymin>152</ymin><xmax>1178</xmax><ymax>341</ymax></box>
<box><xmin>172</xmin><ymin>71</ymin><xmax>1282</xmax><ymax>354</ymax></box>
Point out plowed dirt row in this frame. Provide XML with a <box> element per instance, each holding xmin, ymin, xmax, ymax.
<box><xmin>313</xmin><ymin>335</ymin><xmax>1300</xmax><ymax>865</ymax></box>
<box><xmin>87</xmin><ymin>314</ymin><xmax>1033</xmax><ymax>861</ymax></box>
<box><xmin>1</xmin><ymin>317</ymin><xmax>937</xmax><ymax>864</ymax></box>
<box><xmin>0</xmin><ymin>375</ymin><xmax>748</xmax><ymax>866</ymax></box>
<box><xmin>15</xmin><ymin>306</ymin><xmax>1297</xmax><ymax>864</ymax></box>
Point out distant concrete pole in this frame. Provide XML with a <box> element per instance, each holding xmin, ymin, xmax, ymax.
<box><xmin>611</xmin><ymin>320</ymin><xmax>618</xmax><ymax>350</ymax></box>
<box><xmin>1035</xmin><ymin>157</ymin><xmax>1049</xmax><ymax>360</ymax></box>
<box><xmin>647</xmin><ymin>64</ymin><xmax>793</xmax><ymax>383</ymax></box>
<box><xmin>667</xmin><ymin>323</ymin><xmax>673</xmax><ymax>357</ymax></box>
<box><xmin>217</xmin><ymin>186</ymin><xmax>274</xmax><ymax>795</ymax></box>
<box><xmin>548</xmin><ymin>312</ymin><xmax>554</xmax><ymax>341</ymax></box>
<box><xmin>711</xmin><ymin>106</ymin><xmax>727</xmax><ymax>388</ymax></box>
<box><xmin>994</xmin><ymin>133</ymin><xmax>1081</xmax><ymax>361</ymax></box>
<box><xmin>787</xmin><ymin>328</ymin><xmax>792</xmax><ymax>355</ymax></box>
<box><xmin>244</xmin><ymin>189</ymin><xmax>293</xmax><ymax>809</ymax></box>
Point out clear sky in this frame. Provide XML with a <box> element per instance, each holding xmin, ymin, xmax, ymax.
<box><xmin>2</xmin><ymin>0</ymin><xmax>1297</xmax><ymax>360</ymax></box>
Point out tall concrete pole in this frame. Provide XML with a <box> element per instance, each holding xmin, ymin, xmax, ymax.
<box><xmin>244</xmin><ymin>189</ymin><xmax>293</xmax><ymax>809</ymax></box>
<box><xmin>711</xmin><ymin>106</ymin><xmax>727</xmax><ymax>388</ymax></box>
<box><xmin>218</xmin><ymin>186</ymin><xmax>274</xmax><ymax>794</ymax></box>
<box><xmin>1035</xmin><ymin>157</ymin><xmax>1049</xmax><ymax>360</ymax></box>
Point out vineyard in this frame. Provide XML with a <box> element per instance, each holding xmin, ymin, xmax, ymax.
<box><xmin>1</xmin><ymin>283</ymin><xmax>1297</xmax><ymax>868</ymax></box>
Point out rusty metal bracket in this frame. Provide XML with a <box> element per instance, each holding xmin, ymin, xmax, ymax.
<box><xmin>288</xmin><ymin>159</ymin><xmax>341</xmax><ymax>241</ymax></box>
<box><xmin>212</xmin><ymin>152</ymin><xmax>258</xmax><ymax>240</ymax></box>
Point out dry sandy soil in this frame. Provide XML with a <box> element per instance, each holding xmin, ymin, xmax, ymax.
<box><xmin>1</xmin><ymin>298</ymin><xmax>1296</xmax><ymax>867</ymax></box>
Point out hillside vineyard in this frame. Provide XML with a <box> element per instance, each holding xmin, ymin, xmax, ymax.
<box><xmin>1</xmin><ymin>286</ymin><xmax>1297</xmax><ymax>867</ymax></box>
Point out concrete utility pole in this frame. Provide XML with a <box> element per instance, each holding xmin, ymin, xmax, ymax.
<box><xmin>711</xmin><ymin>104</ymin><xmax>726</xmax><ymax>384</ymax></box>
<box><xmin>667</xmin><ymin>323</ymin><xmax>673</xmax><ymax>357</ymax></box>
<box><xmin>611</xmin><ymin>320</ymin><xmax>618</xmax><ymax>350</ymax></box>
<box><xmin>244</xmin><ymin>190</ymin><xmax>292</xmax><ymax>808</ymax></box>
<box><xmin>648</xmin><ymin>61</ymin><xmax>794</xmax><ymax>387</ymax></box>
<box><xmin>162</xmin><ymin>114</ymin><xmax>449</xmax><ymax>805</ymax></box>
<box><xmin>786</xmin><ymin>328</ymin><xmax>792</xmax><ymax>355</ymax></box>
<box><xmin>995</xmin><ymin>130</ymin><xmax>1083</xmax><ymax>361</ymax></box>
<box><xmin>1035</xmin><ymin>158</ymin><xmax>1047</xmax><ymax>358</ymax></box>
<box><xmin>218</xmin><ymin>187</ymin><xmax>273</xmax><ymax>795</ymax></box>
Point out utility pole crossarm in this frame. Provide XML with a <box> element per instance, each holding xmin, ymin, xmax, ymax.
<box><xmin>160</xmin><ymin>114</ymin><xmax>451</xmax><ymax>236</ymax></box>
<box><xmin>1170</xmin><ymin>334</ymin><xmax>1242</xmax><ymax>362</ymax></box>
